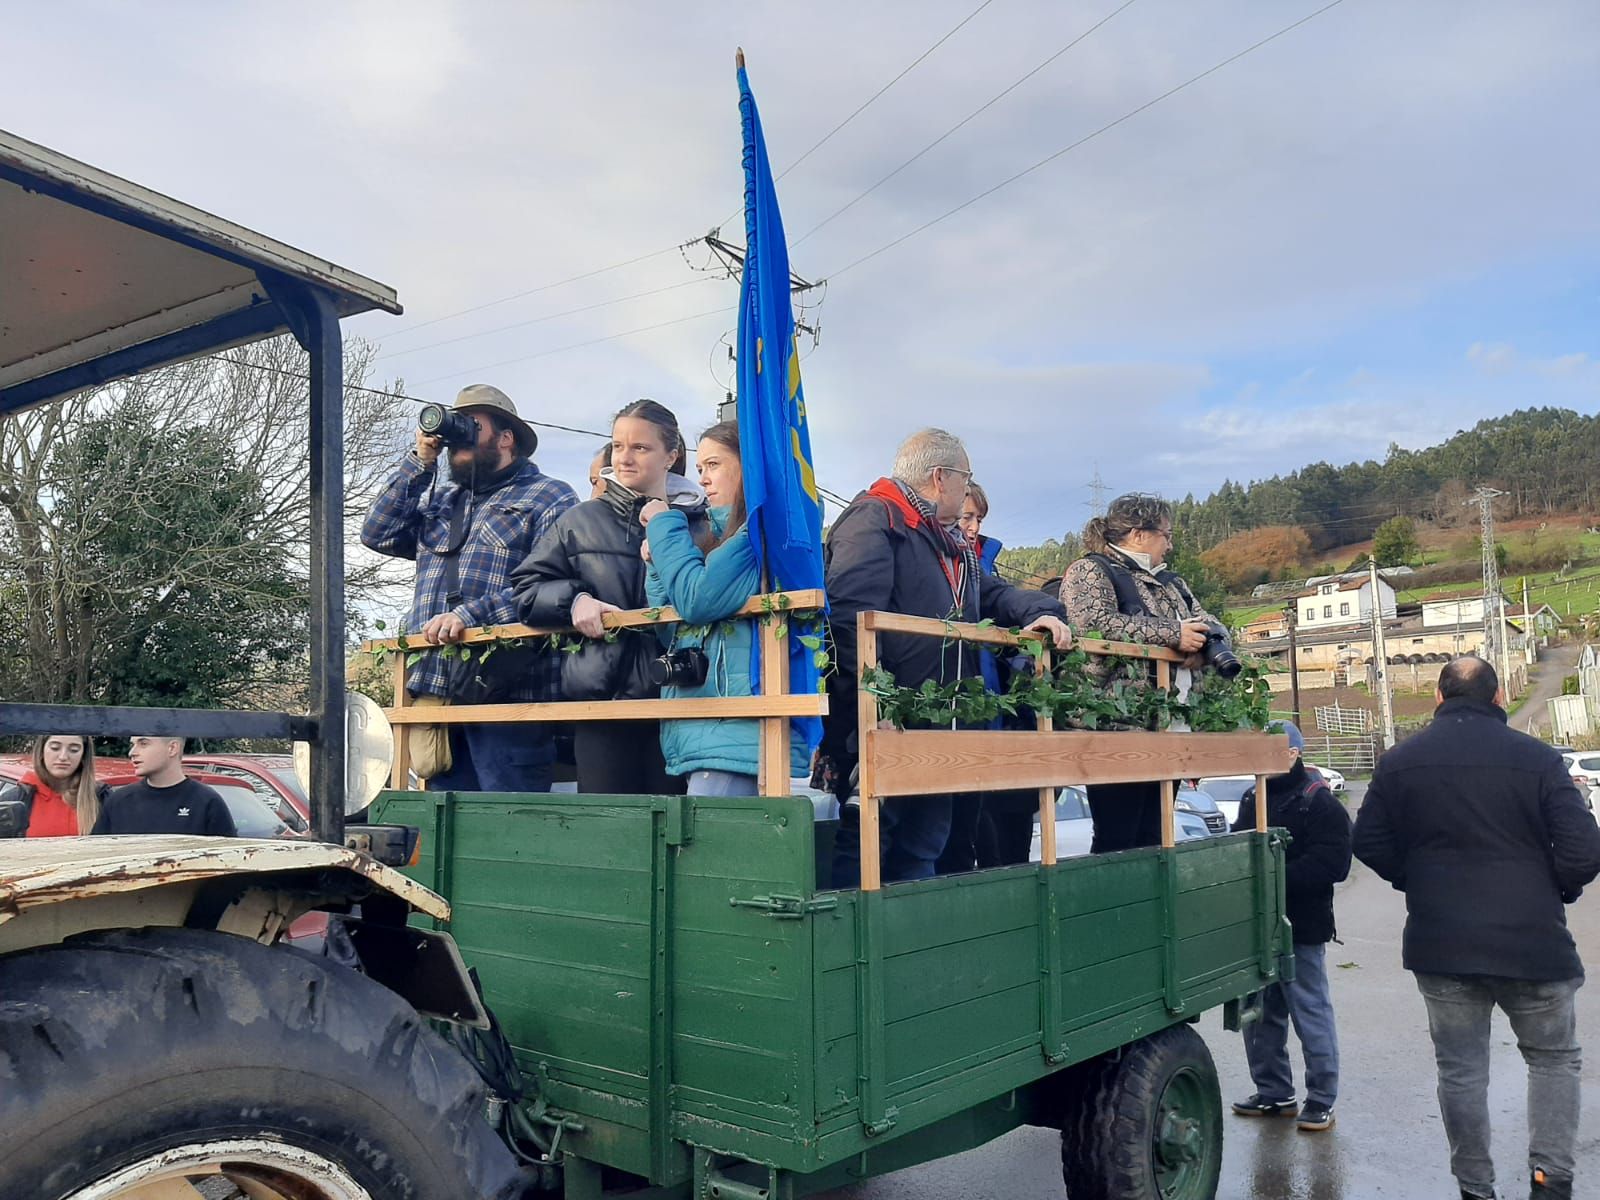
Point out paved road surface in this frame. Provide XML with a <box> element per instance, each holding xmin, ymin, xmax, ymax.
<box><xmin>1513</xmin><ymin>642</ymin><xmax>1581</xmax><ymax>736</ymax></box>
<box><xmin>815</xmin><ymin>783</ymin><xmax>1600</xmax><ymax>1199</ymax></box>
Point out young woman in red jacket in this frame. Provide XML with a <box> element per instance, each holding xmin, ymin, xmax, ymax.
<box><xmin>0</xmin><ymin>734</ymin><xmax>109</xmax><ymax>837</ymax></box>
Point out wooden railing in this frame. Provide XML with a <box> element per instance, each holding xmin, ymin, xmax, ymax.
<box><xmin>365</xmin><ymin>597</ymin><xmax>1293</xmax><ymax>891</ymax></box>
<box><xmin>854</xmin><ymin>611</ymin><xmax>1294</xmax><ymax>891</ymax></box>
<box><xmin>364</xmin><ymin>590</ymin><xmax>827</xmax><ymax>793</ymax></box>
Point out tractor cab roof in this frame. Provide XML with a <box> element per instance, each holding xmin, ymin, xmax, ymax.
<box><xmin>0</xmin><ymin>127</ymin><xmax>400</xmax><ymax>415</ymax></box>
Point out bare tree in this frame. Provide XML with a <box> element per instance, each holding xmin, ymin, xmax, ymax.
<box><xmin>0</xmin><ymin>336</ymin><xmax>413</xmax><ymax>709</ymax></box>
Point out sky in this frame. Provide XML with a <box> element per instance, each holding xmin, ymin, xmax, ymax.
<box><xmin>6</xmin><ymin>0</ymin><xmax>1599</xmax><ymax>546</ymax></box>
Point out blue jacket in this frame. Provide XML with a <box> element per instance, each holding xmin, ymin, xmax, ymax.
<box><xmin>645</xmin><ymin>509</ymin><xmax>810</xmax><ymax>780</ymax></box>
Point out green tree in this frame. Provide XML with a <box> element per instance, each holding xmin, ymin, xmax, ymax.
<box><xmin>1372</xmin><ymin>516</ymin><xmax>1420</xmax><ymax>566</ymax></box>
<box><xmin>0</xmin><ymin>336</ymin><xmax>411</xmax><ymax>712</ymax></box>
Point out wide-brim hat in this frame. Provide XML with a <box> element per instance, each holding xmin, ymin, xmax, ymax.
<box><xmin>453</xmin><ymin>384</ymin><xmax>538</xmax><ymax>456</ymax></box>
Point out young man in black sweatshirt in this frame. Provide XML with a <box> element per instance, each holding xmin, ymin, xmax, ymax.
<box><xmin>92</xmin><ymin>736</ymin><xmax>235</xmax><ymax>837</ymax></box>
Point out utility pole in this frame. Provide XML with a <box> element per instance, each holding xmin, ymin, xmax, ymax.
<box><xmin>1523</xmin><ymin>575</ymin><xmax>1535</xmax><ymax>665</ymax></box>
<box><xmin>1465</xmin><ymin>486</ymin><xmax>1506</xmax><ymax>677</ymax></box>
<box><xmin>1284</xmin><ymin>601</ymin><xmax>1302</xmax><ymax>728</ymax></box>
<box><xmin>1369</xmin><ymin>556</ymin><xmax>1396</xmax><ymax>749</ymax></box>
<box><xmin>1087</xmin><ymin>463</ymin><xmax>1109</xmax><ymax>517</ymax></box>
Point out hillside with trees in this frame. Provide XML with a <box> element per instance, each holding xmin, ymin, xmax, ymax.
<box><xmin>996</xmin><ymin>407</ymin><xmax>1600</xmax><ymax>611</ymax></box>
<box><xmin>1171</xmin><ymin>408</ymin><xmax>1599</xmax><ymax>555</ymax></box>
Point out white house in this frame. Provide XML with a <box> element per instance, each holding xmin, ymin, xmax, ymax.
<box><xmin>1294</xmin><ymin>576</ymin><xmax>1397</xmax><ymax>631</ymax></box>
<box><xmin>1420</xmin><ymin>588</ymin><xmax>1495</xmax><ymax>629</ymax></box>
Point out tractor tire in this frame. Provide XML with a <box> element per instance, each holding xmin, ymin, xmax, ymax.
<box><xmin>1060</xmin><ymin>1023</ymin><xmax>1223</xmax><ymax>1200</ymax></box>
<box><xmin>0</xmin><ymin>926</ymin><xmax>525</xmax><ymax>1200</ymax></box>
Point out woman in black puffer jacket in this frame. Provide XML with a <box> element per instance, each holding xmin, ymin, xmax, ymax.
<box><xmin>511</xmin><ymin>399</ymin><xmax>707</xmax><ymax>794</ymax></box>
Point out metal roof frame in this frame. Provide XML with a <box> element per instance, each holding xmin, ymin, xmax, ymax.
<box><xmin>0</xmin><ymin>128</ymin><xmax>403</xmax><ymax>842</ymax></box>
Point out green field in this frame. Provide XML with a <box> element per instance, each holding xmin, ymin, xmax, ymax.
<box><xmin>1223</xmin><ymin>528</ymin><xmax>1600</xmax><ymax>628</ymax></box>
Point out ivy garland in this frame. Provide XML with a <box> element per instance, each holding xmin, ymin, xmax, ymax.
<box><xmin>861</xmin><ymin>637</ymin><xmax>1273</xmax><ymax>733</ymax></box>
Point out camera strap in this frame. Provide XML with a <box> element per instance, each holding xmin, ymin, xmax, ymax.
<box><xmin>439</xmin><ymin>488</ymin><xmax>473</xmax><ymax>608</ymax></box>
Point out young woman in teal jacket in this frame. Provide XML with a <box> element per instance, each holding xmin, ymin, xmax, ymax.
<box><xmin>638</xmin><ymin>422</ymin><xmax>809</xmax><ymax>795</ymax></box>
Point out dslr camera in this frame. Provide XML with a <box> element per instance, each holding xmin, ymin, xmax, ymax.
<box><xmin>1199</xmin><ymin>620</ymin><xmax>1241</xmax><ymax>679</ymax></box>
<box><xmin>648</xmin><ymin>647</ymin><xmax>710</xmax><ymax>689</ymax></box>
<box><xmin>418</xmin><ymin>403</ymin><xmax>479</xmax><ymax>449</ymax></box>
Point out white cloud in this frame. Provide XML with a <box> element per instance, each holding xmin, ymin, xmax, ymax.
<box><xmin>2</xmin><ymin>0</ymin><xmax>1597</xmax><ymax>546</ymax></box>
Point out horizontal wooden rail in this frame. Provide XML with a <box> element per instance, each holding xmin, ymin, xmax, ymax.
<box><xmin>860</xmin><ymin>610</ymin><xmax>1185</xmax><ymax>663</ymax></box>
<box><xmin>364</xmin><ymin>589</ymin><xmax>826</xmax><ymax>652</ymax></box>
<box><xmin>387</xmin><ymin>693</ymin><xmax>828</xmax><ymax>725</ymax></box>
<box><xmin>865</xmin><ymin>728</ymin><xmax>1294</xmax><ymax>796</ymax></box>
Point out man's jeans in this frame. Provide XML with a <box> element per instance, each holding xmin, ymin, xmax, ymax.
<box><xmin>831</xmin><ymin>794</ymin><xmax>953</xmax><ymax>888</ymax></box>
<box><xmin>1243</xmin><ymin>941</ymin><xmax>1340</xmax><ymax>1108</ymax></box>
<box><xmin>427</xmin><ymin>722</ymin><xmax>555</xmax><ymax>794</ymax></box>
<box><xmin>1416</xmin><ymin>972</ymin><xmax>1583</xmax><ymax>1196</ymax></box>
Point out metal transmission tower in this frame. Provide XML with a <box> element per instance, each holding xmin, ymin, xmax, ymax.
<box><xmin>1465</xmin><ymin>487</ymin><xmax>1507</xmax><ymax>677</ymax></box>
<box><xmin>1087</xmin><ymin>463</ymin><xmax>1109</xmax><ymax>516</ymax></box>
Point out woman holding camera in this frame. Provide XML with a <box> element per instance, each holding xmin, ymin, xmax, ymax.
<box><xmin>512</xmin><ymin>399</ymin><xmax>706</xmax><ymax>794</ymax></box>
<box><xmin>1058</xmin><ymin>493</ymin><xmax>1221</xmax><ymax>852</ymax></box>
<box><xmin>640</xmin><ymin>422</ymin><xmax>809</xmax><ymax>796</ymax></box>
<box><xmin>0</xmin><ymin>734</ymin><xmax>110</xmax><ymax>837</ymax></box>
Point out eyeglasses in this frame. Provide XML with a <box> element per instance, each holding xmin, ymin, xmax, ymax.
<box><xmin>937</xmin><ymin>465</ymin><xmax>973</xmax><ymax>483</ymax></box>
<box><xmin>1145</xmin><ymin>527</ymin><xmax>1174</xmax><ymax>542</ymax></box>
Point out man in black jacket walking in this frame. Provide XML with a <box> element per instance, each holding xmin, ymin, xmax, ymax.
<box><xmin>1230</xmin><ymin>720</ymin><xmax>1351</xmax><ymax>1133</ymax></box>
<box><xmin>1354</xmin><ymin>657</ymin><xmax>1600</xmax><ymax>1200</ymax></box>
<box><xmin>823</xmin><ymin>429</ymin><xmax>1070</xmax><ymax>887</ymax></box>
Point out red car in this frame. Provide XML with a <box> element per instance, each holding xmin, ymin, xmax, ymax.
<box><xmin>0</xmin><ymin>757</ymin><xmax>305</xmax><ymax>841</ymax></box>
<box><xmin>182</xmin><ymin>754</ymin><xmax>309</xmax><ymax>832</ymax></box>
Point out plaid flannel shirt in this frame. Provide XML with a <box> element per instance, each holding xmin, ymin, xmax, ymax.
<box><xmin>361</xmin><ymin>453</ymin><xmax>579</xmax><ymax>700</ymax></box>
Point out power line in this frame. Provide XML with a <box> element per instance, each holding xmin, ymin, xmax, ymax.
<box><xmin>415</xmin><ymin>306</ymin><xmax>738</xmax><ymax>385</ymax></box>
<box><xmin>373</xmin><ymin>277</ymin><xmax>718</xmax><ymax>362</ymax></box>
<box><xmin>793</xmin><ymin>0</ymin><xmax>1140</xmax><ymax>247</ymax></box>
<box><xmin>211</xmin><ymin>355</ymin><xmax>611</xmax><ymax>438</ymax></box>
<box><xmin>381</xmin><ymin>241</ymin><xmax>700</xmax><ymax>339</ymax></box>
<box><xmin>823</xmin><ymin>0</ymin><xmax>1347</xmax><ymax>282</ymax></box>
<box><xmin>712</xmin><ymin>0</ymin><xmax>999</xmax><ymax>232</ymax></box>
<box><xmin>775</xmin><ymin>0</ymin><xmax>999</xmax><ymax>184</ymax></box>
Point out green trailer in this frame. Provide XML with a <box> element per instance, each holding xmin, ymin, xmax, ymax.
<box><xmin>373</xmin><ymin>606</ymin><xmax>1297</xmax><ymax>1200</ymax></box>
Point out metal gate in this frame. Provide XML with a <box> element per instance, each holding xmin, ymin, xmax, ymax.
<box><xmin>1302</xmin><ymin>733</ymin><xmax>1377</xmax><ymax>774</ymax></box>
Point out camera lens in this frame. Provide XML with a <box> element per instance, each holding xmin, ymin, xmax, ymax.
<box><xmin>418</xmin><ymin>403</ymin><xmax>447</xmax><ymax>434</ymax></box>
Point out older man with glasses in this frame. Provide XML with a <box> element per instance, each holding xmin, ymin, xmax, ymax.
<box><xmin>819</xmin><ymin>428</ymin><xmax>1072</xmax><ymax>887</ymax></box>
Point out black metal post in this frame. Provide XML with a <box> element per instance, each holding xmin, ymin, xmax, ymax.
<box><xmin>295</xmin><ymin>288</ymin><xmax>347</xmax><ymax>845</ymax></box>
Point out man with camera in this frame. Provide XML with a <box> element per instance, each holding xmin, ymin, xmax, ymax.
<box><xmin>362</xmin><ymin>384</ymin><xmax>578</xmax><ymax>792</ymax></box>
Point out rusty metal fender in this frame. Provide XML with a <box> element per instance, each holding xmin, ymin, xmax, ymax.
<box><xmin>0</xmin><ymin>835</ymin><xmax>450</xmax><ymax>928</ymax></box>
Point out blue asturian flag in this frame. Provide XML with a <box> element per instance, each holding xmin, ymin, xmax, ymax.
<box><xmin>735</xmin><ymin>58</ymin><xmax>825</xmax><ymax>749</ymax></box>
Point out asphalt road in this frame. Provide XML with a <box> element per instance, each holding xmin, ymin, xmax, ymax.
<box><xmin>1513</xmin><ymin>642</ymin><xmax>1581</xmax><ymax>736</ymax></box>
<box><xmin>816</xmin><ymin>782</ymin><xmax>1600</xmax><ymax>1199</ymax></box>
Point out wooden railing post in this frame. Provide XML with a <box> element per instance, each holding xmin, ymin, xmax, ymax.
<box><xmin>1156</xmin><ymin>659</ymin><xmax>1175</xmax><ymax>847</ymax></box>
<box><xmin>390</xmin><ymin>650</ymin><xmax>411</xmax><ymax>789</ymax></box>
<box><xmin>1036</xmin><ymin>643</ymin><xmax>1057</xmax><ymax>866</ymax></box>
<box><xmin>1255</xmin><ymin>773</ymin><xmax>1270</xmax><ymax>833</ymax></box>
<box><xmin>758</xmin><ymin>612</ymin><xmax>792</xmax><ymax>797</ymax></box>
<box><xmin>857</xmin><ymin>612</ymin><xmax>882</xmax><ymax>892</ymax></box>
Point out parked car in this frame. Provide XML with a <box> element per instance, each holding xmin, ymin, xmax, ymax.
<box><xmin>1559</xmin><ymin>751</ymin><xmax>1600</xmax><ymax>814</ymax></box>
<box><xmin>1309</xmin><ymin>763</ymin><xmax>1346</xmax><ymax>792</ymax></box>
<box><xmin>1197</xmin><ymin>774</ymin><xmax>1255</xmax><ymax>826</ymax></box>
<box><xmin>184</xmin><ymin>753</ymin><xmax>309</xmax><ymax>831</ymax></box>
<box><xmin>0</xmin><ymin>756</ymin><xmax>301</xmax><ymax>840</ymax></box>
<box><xmin>1030</xmin><ymin>784</ymin><xmax>1213</xmax><ymax>861</ymax></box>
<box><xmin>1176</xmin><ymin>781</ymin><xmax>1230</xmax><ymax>835</ymax></box>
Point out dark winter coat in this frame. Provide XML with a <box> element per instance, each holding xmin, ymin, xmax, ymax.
<box><xmin>1353</xmin><ymin>697</ymin><xmax>1600</xmax><ymax>981</ymax></box>
<box><xmin>1232</xmin><ymin>760</ymin><xmax>1352</xmax><ymax>944</ymax></box>
<box><xmin>510</xmin><ymin>476</ymin><xmax>708</xmax><ymax>702</ymax></box>
<box><xmin>820</xmin><ymin>480</ymin><xmax>1065</xmax><ymax>787</ymax></box>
